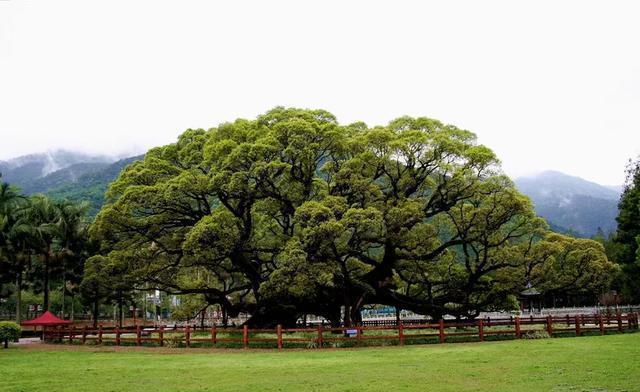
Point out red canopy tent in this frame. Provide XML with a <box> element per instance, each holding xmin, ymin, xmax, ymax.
<box><xmin>22</xmin><ymin>311</ymin><xmax>71</xmax><ymax>326</ymax></box>
<box><xmin>22</xmin><ymin>311</ymin><xmax>71</xmax><ymax>340</ymax></box>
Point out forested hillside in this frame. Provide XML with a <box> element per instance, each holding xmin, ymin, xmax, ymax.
<box><xmin>515</xmin><ymin>171</ymin><xmax>621</xmax><ymax>237</ymax></box>
<box><xmin>0</xmin><ymin>150</ymin><xmax>114</xmax><ymax>189</ymax></box>
<box><xmin>0</xmin><ymin>151</ymin><xmax>142</xmax><ymax>217</ymax></box>
<box><xmin>46</xmin><ymin>156</ymin><xmax>143</xmax><ymax>216</ymax></box>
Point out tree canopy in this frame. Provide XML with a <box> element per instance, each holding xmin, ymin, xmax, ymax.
<box><xmin>89</xmin><ymin>108</ymin><xmax>616</xmax><ymax>326</ymax></box>
<box><xmin>0</xmin><ymin>175</ymin><xmax>89</xmax><ymax>322</ymax></box>
<box><xmin>610</xmin><ymin>158</ymin><xmax>640</xmax><ymax>302</ymax></box>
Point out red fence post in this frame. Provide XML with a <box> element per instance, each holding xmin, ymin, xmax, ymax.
<box><xmin>159</xmin><ymin>326</ymin><xmax>164</xmax><ymax>347</ymax></box>
<box><xmin>68</xmin><ymin>325</ymin><xmax>74</xmax><ymax>344</ymax></box>
<box><xmin>211</xmin><ymin>325</ymin><xmax>217</xmax><ymax>346</ymax></box>
<box><xmin>478</xmin><ymin>319</ymin><xmax>484</xmax><ymax>342</ymax></box>
<box><xmin>243</xmin><ymin>325</ymin><xmax>249</xmax><ymax>349</ymax></box>
<box><xmin>186</xmin><ymin>326</ymin><xmax>191</xmax><ymax>348</ymax></box>
<box><xmin>317</xmin><ymin>324</ymin><xmax>323</xmax><ymax>348</ymax></box>
<box><xmin>574</xmin><ymin>315</ymin><xmax>581</xmax><ymax>336</ymax></box>
<box><xmin>136</xmin><ymin>325</ymin><xmax>141</xmax><ymax>346</ymax></box>
<box><xmin>82</xmin><ymin>325</ymin><xmax>87</xmax><ymax>344</ymax></box>
<box><xmin>98</xmin><ymin>325</ymin><xmax>103</xmax><ymax>345</ymax></box>
<box><xmin>439</xmin><ymin>319</ymin><xmax>445</xmax><ymax>343</ymax></box>
<box><xmin>546</xmin><ymin>315</ymin><xmax>553</xmax><ymax>337</ymax></box>
<box><xmin>115</xmin><ymin>326</ymin><xmax>121</xmax><ymax>346</ymax></box>
<box><xmin>515</xmin><ymin>317</ymin><xmax>521</xmax><ymax>339</ymax></box>
<box><xmin>277</xmin><ymin>324</ymin><xmax>283</xmax><ymax>349</ymax></box>
<box><xmin>398</xmin><ymin>322</ymin><xmax>404</xmax><ymax>346</ymax></box>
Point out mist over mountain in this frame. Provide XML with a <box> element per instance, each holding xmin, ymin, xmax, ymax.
<box><xmin>515</xmin><ymin>171</ymin><xmax>621</xmax><ymax>237</ymax></box>
<box><xmin>0</xmin><ymin>150</ymin><xmax>142</xmax><ymax>216</ymax></box>
<box><xmin>46</xmin><ymin>155</ymin><xmax>143</xmax><ymax>216</ymax></box>
<box><xmin>605</xmin><ymin>184</ymin><xmax>624</xmax><ymax>194</ymax></box>
<box><xmin>0</xmin><ymin>150</ymin><xmax>115</xmax><ymax>189</ymax></box>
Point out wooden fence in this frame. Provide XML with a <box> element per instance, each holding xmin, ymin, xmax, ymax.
<box><xmin>43</xmin><ymin>313</ymin><xmax>639</xmax><ymax>349</ymax></box>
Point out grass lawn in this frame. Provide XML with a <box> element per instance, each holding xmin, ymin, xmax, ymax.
<box><xmin>1</xmin><ymin>333</ymin><xmax>639</xmax><ymax>392</ymax></box>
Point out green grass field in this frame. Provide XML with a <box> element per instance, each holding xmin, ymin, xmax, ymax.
<box><xmin>1</xmin><ymin>333</ymin><xmax>639</xmax><ymax>392</ymax></box>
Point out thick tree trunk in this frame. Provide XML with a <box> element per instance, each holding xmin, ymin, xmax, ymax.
<box><xmin>350</xmin><ymin>306</ymin><xmax>362</xmax><ymax>326</ymax></box>
<box><xmin>372</xmin><ymin>288</ymin><xmax>445</xmax><ymax>320</ymax></box>
<box><xmin>245</xmin><ymin>307</ymin><xmax>299</xmax><ymax>328</ymax></box>
<box><xmin>327</xmin><ymin>307</ymin><xmax>342</xmax><ymax>329</ymax></box>
<box><xmin>222</xmin><ymin>306</ymin><xmax>228</xmax><ymax>327</ymax></box>
<box><xmin>343</xmin><ymin>304</ymin><xmax>352</xmax><ymax>328</ymax></box>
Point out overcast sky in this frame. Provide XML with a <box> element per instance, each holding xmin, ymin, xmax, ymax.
<box><xmin>1</xmin><ymin>1</ymin><xmax>639</xmax><ymax>185</ymax></box>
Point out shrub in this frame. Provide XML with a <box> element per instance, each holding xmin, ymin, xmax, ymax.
<box><xmin>523</xmin><ymin>330</ymin><xmax>550</xmax><ymax>339</ymax></box>
<box><xmin>164</xmin><ymin>334</ymin><xmax>184</xmax><ymax>348</ymax></box>
<box><xmin>0</xmin><ymin>322</ymin><xmax>21</xmax><ymax>348</ymax></box>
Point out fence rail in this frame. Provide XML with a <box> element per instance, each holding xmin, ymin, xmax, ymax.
<box><xmin>43</xmin><ymin>313</ymin><xmax>639</xmax><ymax>350</ymax></box>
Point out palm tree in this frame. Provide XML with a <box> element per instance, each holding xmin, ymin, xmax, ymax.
<box><xmin>21</xmin><ymin>195</ymin><xmax>59</xmax><ymax>312</ymax></box>
<box><xmin>0</xmin><ymin>179</ymin><xmax>22</xmax><ymax>209</ymax></box>
<box><xmin>53</xmin><ymin>200</ymin><xmax>88</xmax><ymax>318</ymax></box>
<box><xmin>1</xmin><ymin>176</ymin><xmax>90</xmax><ymax>320</ymax></box>
<box><xmin>3</xmin><ymin>215</ymin><xmax>35</xmax><ymax>323</ymax></box>
<box><xmin>0</xmin><ymin>177</ymin><xmax>29</xmax><ymax>323</ymax></box>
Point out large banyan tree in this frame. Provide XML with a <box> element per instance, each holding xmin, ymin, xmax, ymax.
<box><xmin>90</xmin><ymin>108</ymin><xmax>617</xmax><ymax>326</ymax></box>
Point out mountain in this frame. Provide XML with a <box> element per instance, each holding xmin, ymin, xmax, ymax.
<box><xmin>515</xmin><ymin>171</ymin><xmax>621</xmax><ymax>237</ymax></box>
<box><xmin>605</xmin><ymin>185</ymin><xmax>624</xmax><ymax>194</ymax></box>
<box><xmin>46</xmin><ymin>156</ymin><xmax>143</xmax><ymax>216</ymax></box>
<box><xmin>0</xmin><ymin>150</ymin><xmax>142</xmax><ymax>217</ymax></box>
<box><xmin>18</xmin><ymin>162</ymin><xmax>112</xmax><ymax>194</ymax></box>
<box><xmin>0</xmin><ymin>150</ymin><xmax>115</xmax><ymax>191</ymax></box>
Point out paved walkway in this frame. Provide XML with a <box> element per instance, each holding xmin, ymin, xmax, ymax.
<box><xmin>16</xmin><ymin>337</ymin><xmax>43</xmax><ymax>345</ymax></box>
